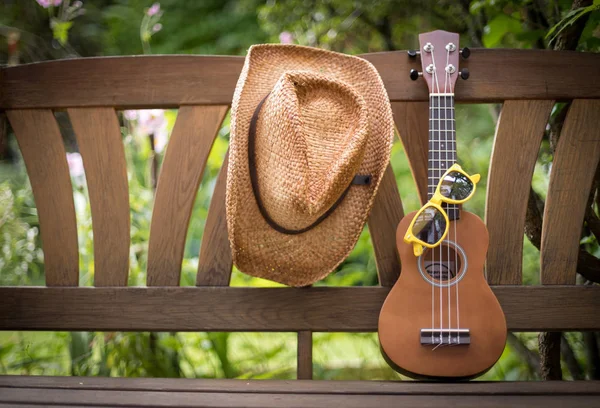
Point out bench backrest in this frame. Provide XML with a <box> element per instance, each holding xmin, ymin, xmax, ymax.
<box><xmin>1</xmin><ymin>49</ymin><xmax>600</xmax><ymax>379</ymax></box>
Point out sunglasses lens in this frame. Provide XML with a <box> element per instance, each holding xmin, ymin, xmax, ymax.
<box><xmin>439</xmin><ymin>171</ymin><xmax>473</xmax><ymax>201</ymax></box>
<box><xmin>412</xmin><ymin>206</ymin><xmax>447</xmax><ymax>246</ymax></box>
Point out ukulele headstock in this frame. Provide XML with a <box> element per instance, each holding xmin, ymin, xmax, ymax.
<box><xmin>409</xmin><ymin>30</ymin><xmax>469</xmax><ymax>93</ymax></box>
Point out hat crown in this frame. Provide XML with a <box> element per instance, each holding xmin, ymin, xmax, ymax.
<box><xmin>253</xmin><ymin>71</ymin><xmax>369</xmax><ymax>231</ymax></box>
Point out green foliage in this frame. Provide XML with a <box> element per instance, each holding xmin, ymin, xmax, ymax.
<box><xmin>101</xmin><ymin>0</ymin><xmax>268</xmax><ymax>56</ymax></box>
<box><xmin>50</xmin><ymin>20</ymin><xmax>73</xmax><ymax>45</ymax></box>
<box><xmin>483</xmin><ymin>14</ymin><xmax>523</xmax><ymax>47</ymax></box>
<box><xmin>1</xmin><ymin>0</ymin><xmax>598</xmax><ymax>381</ymax></box>
<box><xmin>547</xmin><ymin>2</ymin><xmax>600</xmax><ymax>44</ymax></box>
<box><xmin>0</xmin><ymin>166</ymin><xmax>43</xmax><ymax>286</ymax></box>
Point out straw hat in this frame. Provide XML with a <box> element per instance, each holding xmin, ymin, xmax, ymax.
<box><xmin>226</xmin><ymin>44</ymin><xmax>394</xmax><ymax>287</ymax></box>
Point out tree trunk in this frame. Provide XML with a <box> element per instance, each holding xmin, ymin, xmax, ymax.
<box><xmin>530</xmin><ymin>0</ymin><xmax>593</xmax><ymax>381</ymax></box>
<box><xmin>539</xmin><ymin>332</ymin><xmax>562</xmax><ymax>380</ymax></box>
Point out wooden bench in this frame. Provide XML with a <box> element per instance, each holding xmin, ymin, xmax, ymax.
<box><xmin>1</xmin><ymin>48</ymin><xmax>600</xmax><ymax>407</ymax></box>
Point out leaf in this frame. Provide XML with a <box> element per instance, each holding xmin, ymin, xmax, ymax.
<box><xmin>483</xmin><ymin>14</ymin><xmax>523</xmax><ymax>48</ymax></box>
<box><xmin>546</xmin><ymin>4</ymin><xmax>600</xmax><ymax>43</ymax></box>
<box><xmin>50</xmin><ymin>20</ymin><xmax>74</xmax><ymax>46</ymax></box>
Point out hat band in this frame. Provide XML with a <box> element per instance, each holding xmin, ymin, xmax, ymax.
<box><xmin>248</xmin><ymin>94</ymin><xmax>371</xmax><ymax>236</ymax></box>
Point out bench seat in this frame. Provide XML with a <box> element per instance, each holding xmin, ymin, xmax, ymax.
<box><xmin>1</xmin><ymin>376</ymin><xmax>600</xmax><ymax>407</ymax></box>
<box><xmin>2</xmin><ymin>51</ymin><xmax>600</xmax><ymax>407</ymax></box>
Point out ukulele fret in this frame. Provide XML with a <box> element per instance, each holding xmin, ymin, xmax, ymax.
<box><xmin>428</xmin><ymin>93</ymin><xmax>457</xmax><ymax>203</ymax></box>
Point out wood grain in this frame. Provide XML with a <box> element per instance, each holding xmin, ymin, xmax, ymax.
<box><xmin>2</xmin><ymin>50</ymin><xmax>599</xmax><ymax>109</ymax></box>
<box><xmin>2</xmin><ymin>387</ymin><xmax>598</xmax><ymax>408</ymax></box>
<box><xmin>378</xmin><ymin>211</ymin><xmax>507</xmax><ymax>380</ymax></box>
<box><xmin>68</xmin><ymin>108</ymin><xmax>130</xmax><ymax>286</ymax></box>
<box><xmin>416</xmin><ymin>31</ymin><xmax>460</xmax><ymax>96</ymax></box>
<box><xmin>362</xmin><ymin>48</ymin><xmax>600</xmax><ymax>103</ymax></box>
<box><xmin>197</xmin><ymin>150</ymin><xmax>232</xmax><ymax>286</ymax></box>
<box><xmin>382</xmin><ymin>211</ymin><xmax>506</xmax><ymax>379</ymax></box>
<box><xmin>541</xmin><ymin>100</ymin><xmax>600</xmax><ymax>284</ymax></box>
<box><xmin>367</xmin><ymin>165</ymin><xmax>404</xmax><ymax>287</ymax></box>
<box><xmin>147</xmin><ymin>106</ymin><xmax>228</xmax><ymax>286</ymax></box>
<box><xmin>485</xmin><ymin>100</ymin><xmax>554</xmax><ymax>285</ymax></box>
<box><xmin>0</xmin><ymin>55</ymin><xmax>244</xmax><ymax>109</ymax></box>
<box><xmin>392</xmin><ymin>101</ymin><xmax>430</xmax><ymax>204</ymax></box>
<box><xmin>297</xmin><ymin>331</ymin><xmax>313</xmax><ymax>380</ymax></box>
<box><xmin>6</xmin><ymin>110</ymin><xmax>79</xmax><ymax>286</ymax></box>
<box><xmin>1</xmin><ymin>286</ymin><xmax>599</xmax><ymax>332</ymax></box>
<box><xmin>3</xmin><ymin>376</ymin><xmax>599</xmax><ymax>395</ymax></box>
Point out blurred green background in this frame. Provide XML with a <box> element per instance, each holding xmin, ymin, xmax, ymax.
<box><xmin>0</xmin><ymin>0</ymin><xmax>599</xmax><ymax>380</ymax></box>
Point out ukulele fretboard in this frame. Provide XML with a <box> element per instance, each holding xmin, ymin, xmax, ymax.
<box><xmin>428</xmin><ymin>93</ymin><xmax>457</xmax><ymax>200</ymax></box>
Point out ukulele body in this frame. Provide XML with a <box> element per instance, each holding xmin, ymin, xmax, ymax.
<box><xmin>379</xmin><ymin>210</ymin><xmax>507</xmax><ymax>379</ymax></box>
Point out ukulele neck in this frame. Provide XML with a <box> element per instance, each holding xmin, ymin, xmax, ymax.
<box><xmin>428</xmin><ymin>92</ymin><xmax>459</xmax><ymax>219</ymax></box>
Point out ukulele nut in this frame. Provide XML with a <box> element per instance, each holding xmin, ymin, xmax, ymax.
<box><xmin>425</xmin><ymin>64</ymin><xmax>435</xmax><ymax>74</ymax></box>
<box><xmin>445</xmin><ymin>64</ymin><xmax>456</xmax><ymax>74</ymax></box>
<box><xmin>423</xmin><ymin>42</ymin><xmax>434</xmax><ymax>52</ymax></box>
<box><xmin>445</xmin><ymin>43</ymin><xmax>456</xmax><ymax>52</ymax></box>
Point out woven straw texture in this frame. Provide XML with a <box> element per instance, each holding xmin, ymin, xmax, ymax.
<box><xmin>227</xmin><ymin>44</ymin><xmax>394</xmax><ymax>287</ymax></box>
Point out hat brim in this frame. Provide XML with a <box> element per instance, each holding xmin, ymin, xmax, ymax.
<box><xmin>226</xmin><ymin>44</ymin><xmax>395</xmax><ymax>287</ymax></box>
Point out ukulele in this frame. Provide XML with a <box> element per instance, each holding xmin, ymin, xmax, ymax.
<box><xmin>378</xmin><ymin>30</ymin><xmax>507</xmax><ymax>380</ymax></box>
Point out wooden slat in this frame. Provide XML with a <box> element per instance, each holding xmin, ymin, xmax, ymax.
<box><xmin>68</xmin><ymin>108</ymin><xmax>130</xmax><ymax>286</ymax></box>
<box><xmin>197</xmin><ymin>151</ymin><xmax>232</xmax><ymax>286</ymax></box>
<box><xmin>485</xmin><ymin>100</ymin><xmax>554</xmax><ymax>284</ymax></box>
<box><xmin>392</xmin><ymin>102</ymin><xmax>429</xmax><ymax>203</ymax></box>
<box><xmin>1</xmin><ymin>286</ymin><xmax>599</xmax><ymax>332</ymax></box>
<box><xmin>0</xmin><ymin>405</ymin><xmax>91</xmax><ymax>408</ymax></box>
<box><xmin>367</xmin><ymin>165</ymin><xmax>404</xmax><ymax>287</ymax></box>
<box><xmin>2</xmin><ymin>376</ymin><xmax>600</xmax><ymax>395</ymax></box>
<box><xmin>1</xmin><ymin>387</ymin><xmax>598</xmax><ymax>408</ymax></box>
<box><xmin>0</xmin><ymin>56</ymin><xmax>244</xmax><ymax>109</ymax></box>
<box><xmin>6</xmin><ymin>110</ymin><xmax>78</xmax><ymax>286</ymax></box>
<box><xmin>363</xmin><ymin>48</ymin><xmax>600</xmax><ymax>103</ymax></box>
<box><xmin>297</xmin><ymin>331</ymin><xmax>313</xmax><ymax>380</ymax></box>
<box><xmin>541</xmin><ymin>100</ymin><xmax>600</xmax><ymax>284</ymax></box>
<box><xmin>147</xmin><ymin>106</ymin><xmax>228</xmax><ymax>286</ymax></box>
<box><xmin>2</xmin><ymin>50</ymin><xmax>600</xmax><ymax>109</ymax></box>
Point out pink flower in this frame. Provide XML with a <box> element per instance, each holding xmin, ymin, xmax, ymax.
<box><xmin>137</xmin><ymin>109</ymin><xmax>168</xmax><ymax>153</ymax></box>
<box><xmin>36</xmin><ymin>0</ymin><xmax>52</xmax><ymax>8</ymax></box>
<box><xmin>36</xmin><ymin>0</ymin><xmax>61</xmax><ymax>7</ymax></box>
<box><xmin>66</xmin><ymin>152</ymin><xmax>85</xmax><ymax>178</ymax></box>
<box><xmin>152</xmin><ymin>23</ymin><xmax>162</xmax><ymax>33</ymax></box>
<box><xmin>147</xmin><ymin>2</ymin><xmax>160</xmax><ymax>16</ymax></box>
<box><xmin>279</xmin><ymin>31</ymin><xmax>293</xmax><ymax>44</ymax></box>
<box><xmin>123</xmin><ymin>110</ymin><xmax>138</xmax><ymax>121</ymax></box>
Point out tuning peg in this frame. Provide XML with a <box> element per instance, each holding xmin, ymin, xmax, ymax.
<box><xmin>407</xmin><ymin>49</ymin><xmax>420</xmax><ymax>58</ymax></box>
<box><xmin>460</xmin><ymin>47</ymin><xmax>470</xmax><ymax>59</ymax></box>
<box><xmin>459</xmin><ymin>69</ymin><xmax>470</xmax><ymax>80</ymax></box>
<box><xmin>410</xmin><ymin>69</ymin><xmax>422</xmax><ymax>81</ymax></box>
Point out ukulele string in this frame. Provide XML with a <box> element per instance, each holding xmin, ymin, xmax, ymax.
<box><xmin>427</xmin><ymin>91</ymin><xmax>435</xmax><ymax>344</ymax></box>
<box><xmin>430</xmin><ymin>48</ymin><xmax>444</xmax><ymax>349</ymax></box>
<box><xmin>444</xmin><ymin>46</ymin><xmax>451</xmax><ymax>345</ymax></box>
<box><xmin>449</xmin><ymin>58</ymin><xmax>460</xmax><ymax>344</ymax></box>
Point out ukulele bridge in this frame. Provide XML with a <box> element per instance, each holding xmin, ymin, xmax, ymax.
<box><xmin>420</xmin><ymin>329</ymin><xmax>470</xmax><ymax>345</ymax></box>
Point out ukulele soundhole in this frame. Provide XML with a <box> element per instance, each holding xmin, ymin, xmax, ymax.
<box><xmin>417</xmin><ymin>241</ymin><xmax>467</xmax><ymax>287</ymax></box>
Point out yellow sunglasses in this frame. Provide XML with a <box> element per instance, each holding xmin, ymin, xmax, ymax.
<box><xmin>404</xmin><ymin>163</ymin><xmax>481</xmax><ymax>257</ymax></box>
